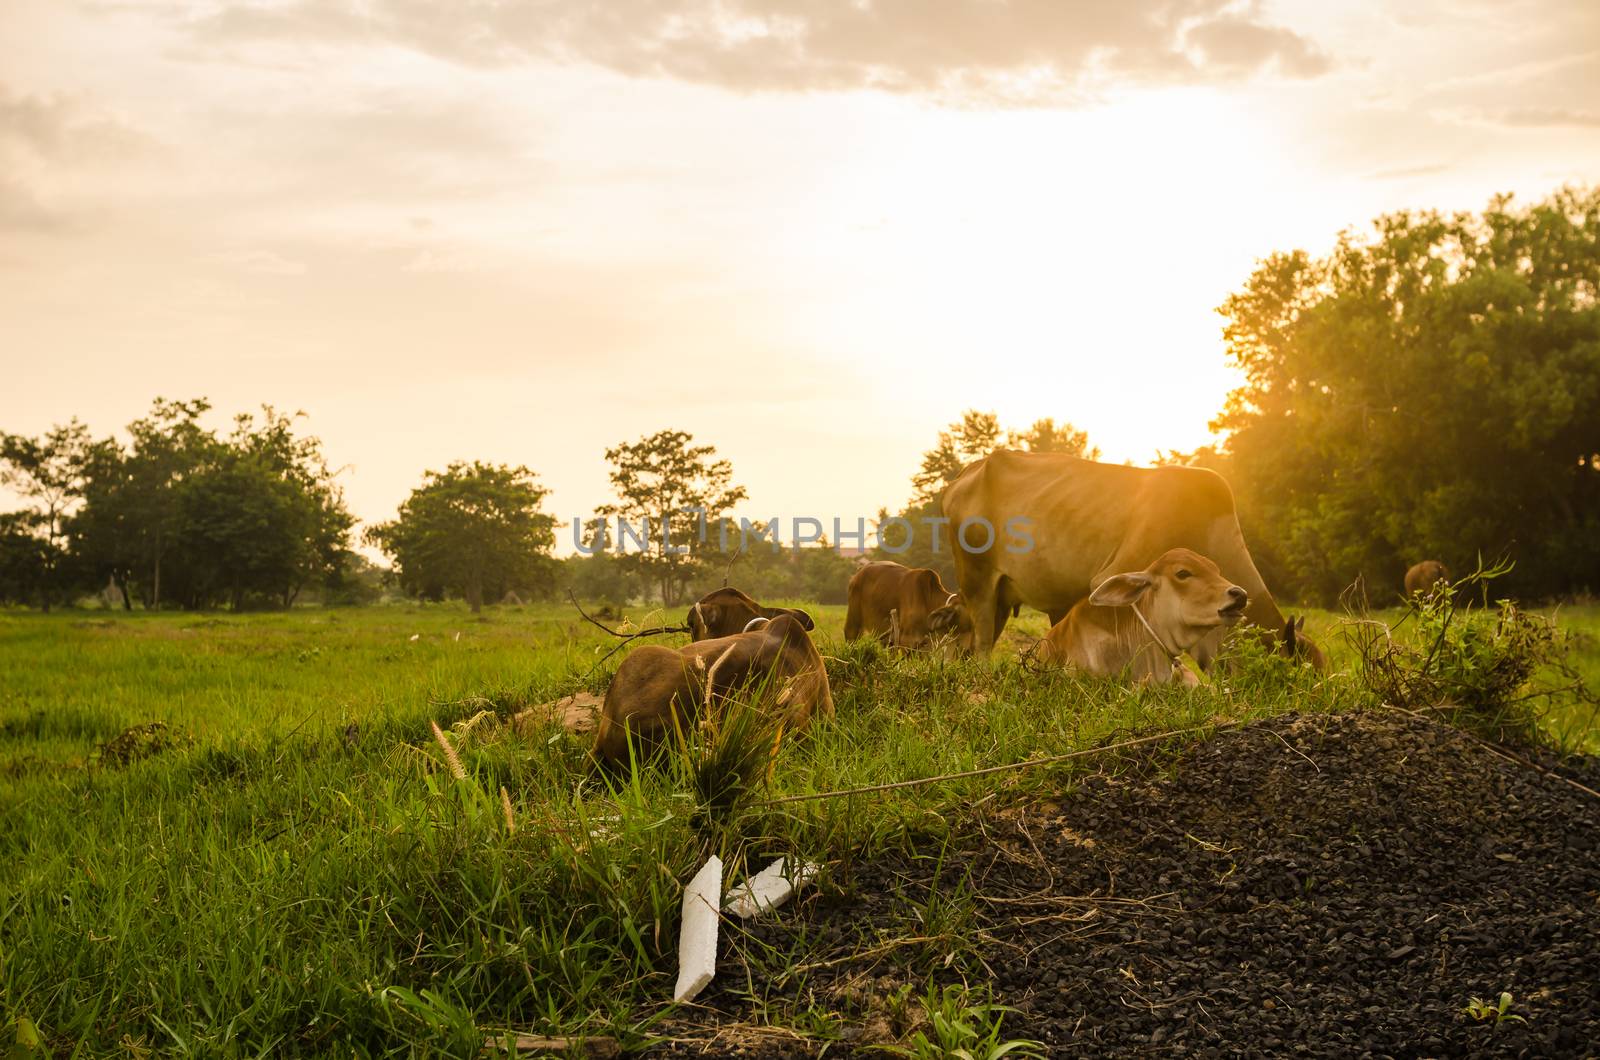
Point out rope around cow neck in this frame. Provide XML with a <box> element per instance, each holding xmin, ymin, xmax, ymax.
<box><xmin>1127</xmin><ymin>599</ymin><xmax>1182</xmax><ymax>671</ymax></box>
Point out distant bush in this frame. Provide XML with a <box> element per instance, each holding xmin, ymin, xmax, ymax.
<box><xmin>1347</xmin><ymin>565</ymin><xmax>1598</xmax><ymax>748</ymax></box>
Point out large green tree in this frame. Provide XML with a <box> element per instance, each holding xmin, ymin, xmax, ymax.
<box><xmin>1211</xmin><ymin>186</ymin><xmax>1600</xmax><ymax>602</ymax></box>
<box><xmin>596</xmin><ymin>430</ymin><xmax>747</xmax><ymax>607</ymax></box>
<box><xmin>366</xmin><ymin>461</ymin><xmax>556</xmax><ymax>613</ymax></box>
<box><xmin>69</xmin><ymin>399</ymin><xmax>216</xmax><ymax>609</ymax></box>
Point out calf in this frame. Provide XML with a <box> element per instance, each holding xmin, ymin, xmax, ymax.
<box><xmin>1039</xmin><ymin>548</ymin><xmax>1248</xmax><ymax>684</ymax></box>
<box><xmin>686</xmin><ymin>586</ymin><xmax>815</xmax><ymax>642</ymax></box>
<box><xmin>844</xmin><ymin>561</ymin><xmax>973</xmax><ymax>655</ymax></box>
<box><xmin>593</xmin><ymin>613</ymin><xmax>833</xmax><ymax>767</ymax></box>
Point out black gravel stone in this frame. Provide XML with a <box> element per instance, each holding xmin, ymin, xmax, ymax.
<box><xmin>654</xmin><ymin>711</ymin><xmax>1600</xmax><ymax>1057</ymax></box>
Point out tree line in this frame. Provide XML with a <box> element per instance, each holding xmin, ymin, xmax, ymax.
<box><xmin>5</xmin><ymin>187</ymin><xmax>1596</xmax><ymax>610</ymax></box>
<box><xmin>0</xmin><ymin>412</ymin><xmax>862</xmax><ymax>613</ymax></box>
<box><xmin>1</xmin><ymin>400</ymin><xmax>353</xmax><ymax>611</ymax></box>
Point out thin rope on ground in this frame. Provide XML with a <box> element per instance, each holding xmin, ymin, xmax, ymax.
<box><xmin>756</xmin><ymin>723</ymin><xmax>1240</xmax><ymax>807</ymax></box>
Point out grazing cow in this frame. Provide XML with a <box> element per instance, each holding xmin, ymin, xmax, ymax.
<box><xmin>941</xmin><ymin>451</ymin><xmax>1324</xmax><ymax>669</ymax></box>
<box><xmin>1039</xmin><ymin>548</ymin><xmax>1249</xmax><ymax>684</ymax></box>
<box><xmin>686</xmin><ymin>586</ymin><xmax>815</xmax><ymax>642</ymax></box>
<box><xmin>593</xmin><ymin>613</ymin><xmax>833</xmax><ymax>767</ymax></box>
<box><xmin>844</xmin><ymin>561</ymin><xmax>974</xmax><ymax>655</ymax></box>
<box><xmin>1404</xmin><ymin>560</ymin><xmax>1449</xmax><ymax>597</ymax></box>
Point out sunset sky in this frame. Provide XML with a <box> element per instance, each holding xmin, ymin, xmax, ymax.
<box><xmin>3</xmin><ymin>0</ymin><xmax>1598</xmax><ymax>550</ymax></box>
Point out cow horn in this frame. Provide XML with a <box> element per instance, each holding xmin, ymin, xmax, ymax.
<box><xmin>944</xmin><ymin>593</ymin><xmax>959</xmax><ymax>608</ymax></box>
<box><xmin>743</xmin><ymin>616</ymin><xmax>770</xmax><ymax>632</ymax></box>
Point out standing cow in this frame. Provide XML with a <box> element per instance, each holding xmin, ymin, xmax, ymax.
<box><xmin>844</xmin><ymin>561</ymin><xmax>973</xmax><ymax>655</ymax></box>
<box><xmin>941</xmin><ymin>451</ymin><xmax>1323</xmax><ymax>669</ymax></box>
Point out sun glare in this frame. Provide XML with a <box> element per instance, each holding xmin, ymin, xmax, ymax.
<box><xmin>780</xmin><ymin>88</ymin><xmax>1266</xmax><ymax>462</ymax></box>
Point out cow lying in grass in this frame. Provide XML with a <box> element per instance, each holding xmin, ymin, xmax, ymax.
<box><xmin>686</xmin><ymin>587</ymin><xmax>815</xmax><ymax>642</ymax></box>
<box><xmin>1038</xmin><ymin>548</ymin><xmax>1248</xmax><ymax>685</ymax></box>
<box><xmin>844</xmin><ymin>561</ymin><xmax>974</xmax><ymax>655</ymax></box>
<box><xmin>593</xmin><ymin>613</ymin><xmax>833</xmax><ymax>768</ymax></box>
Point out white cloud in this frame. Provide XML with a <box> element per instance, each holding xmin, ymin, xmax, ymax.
<box><xmin>193</xmin><ymin>0</ymin><xmax>1335</xmax><ymax>103</ymax></box>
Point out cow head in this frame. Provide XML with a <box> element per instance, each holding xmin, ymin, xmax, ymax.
<box><xmin>1089</xmin><ymin>547</ymin><xmax>1248</xmax><ymax>654</ymax></box>
<box><xmin>687</xmin><ymin>587</ymin><xmax>815</xmax><ymax>641</ymax></box>
<box><xmin>926</xmin><ymin>593</ymin><xmax>975</xmax><ymax>658</ymax></box>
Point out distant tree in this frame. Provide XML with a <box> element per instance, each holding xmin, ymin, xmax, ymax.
<box><xmin>320</xmin><ymin>551</ymin><xmax>388</xmax><ymax>606</ymax></box>
<box><xmin>1211</xmin><ymin>186</ymin><xmax>1600</xmax><ymax>602</ymax></box>
<box><xmin>69</xmin><ymin>398</ymin><xmax>216</xmax><ymax>609</ymax></box>
<box><xmin>596</xmin><ymin>430</ymin><xmax>747</xmax><ymax>607</ymax></box>
<box><xmin>910</xmin><ymin>410</ymin><xmax>1003</xmax><ymax>505</ymax></box>
<box><xmin>0</xmin><ymin>511</ymin><xmax>50</xmax><ymax>607</ymax></box>
<box><xmin>226</xmin><ymin>407</ymin><xmax>355</xmax><ymax>607</ymax></box>
<box><xmin>792</xmin><ymin>540</ymin><xmax>858</xmax><ymax>604</ymax></box>
<box><xmin>561</xmin><ymin>550</ymin><xmax>634</xmax><ymax>610</ymax></box>
<box><xmin>1007</xmin><ymin>417</ymin><xmax>1101</xmax><ymax>459</ymax></box>
<box><xmin>0</xmin><ymin>420</ymin><xmax>97</xmax><ymax>610</ymax></box>
<box><xmin>366</xmin><ymin>461</ymin><xmax>556</xmax><ymax>613</ymax></box>
<box><xmin>131</xmin><ymin>407</ymin><xmax>354</xmax><ymax>610</ymax></box>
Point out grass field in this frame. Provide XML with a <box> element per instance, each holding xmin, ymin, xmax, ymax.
<box><xmin>2</xmin><ymin>600</ymin><xmax>1596</xmax><ymax>1055</ymax></box>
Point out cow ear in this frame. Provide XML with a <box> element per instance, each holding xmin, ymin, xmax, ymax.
<box><xmin>791</xmin><ymin>609</ymin><xmax>815</xmax><ymax>631</ymax></box>
<box><xmin>1090</xmin><ymin>572</ymin><xmax>1153</xmax><ymax>607</ymax></box>
<box><xmin>700</xmin><ymin>604</ymin><xmax>720</xmax><ymax>633</ymax></box>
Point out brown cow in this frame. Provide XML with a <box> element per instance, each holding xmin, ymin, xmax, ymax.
<box><xmin>940</xmin><ymin>450</ymin><xmax>1324</xmax><ymax>670</ymax></box>
<box><xmin>593</xmin><ymin>613</ymin><xmax>832</xmax><ymax>767</ymax></box>
<box><xmin>1039</xmin><ymin>548</ymin><xmax>1248</xmax><ymax>684</ymax></box>
<box><xmin>686</xmin><ymin>586</ymin><xmax>815</xmax><ymax>642</ymax></box>
<box><xmin>1404</xmin><ymin>560</ymin><xmax>1449</xmax><ymax>597</ymax></box>
<box><xmin>844</xmin><ymin>561</ymin><xmax>973</xmax><ymax>655</ymax></box>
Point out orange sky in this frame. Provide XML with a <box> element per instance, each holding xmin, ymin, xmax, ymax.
<box><xmin>3</xmin><ymin>1</ymin><xmax>1598</xmax><ymax>550</ymax></box>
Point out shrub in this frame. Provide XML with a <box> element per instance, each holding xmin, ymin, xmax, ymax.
<box><xmin>1346</xmin><ymin>565</ymin><xmax>1598</xmax><ymax>747</ymax></box>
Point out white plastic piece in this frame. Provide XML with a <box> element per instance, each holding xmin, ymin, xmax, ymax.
<box><xmin>723</xmin><ymin>857</ymin><xmax>820</xmax><ymax>919</ymax></box>
<box><xmin>673</xmin><ymin>855</ymin><xmax>723</xmax><ymax>1003</ymax></box>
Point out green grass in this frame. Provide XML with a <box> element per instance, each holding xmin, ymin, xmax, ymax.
<box><xmin>0</xmin><ymin>600</ymin><xmax>1594</xmax><ymax>1056</ymax></box>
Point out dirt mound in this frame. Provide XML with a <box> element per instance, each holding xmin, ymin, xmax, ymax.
<box><xmin>678</xmin><ymin>710</ymin><xmax>1600</xmax><ymax>1057</ymax></box>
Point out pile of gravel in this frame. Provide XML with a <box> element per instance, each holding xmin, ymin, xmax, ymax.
<box><xmin>674</xmin><ymin>710</ymin><xmax>1600</xmax><ymax>1057</ymax></box>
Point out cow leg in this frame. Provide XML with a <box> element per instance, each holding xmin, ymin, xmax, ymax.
<box><xmin>992</xmin><ymin>593</ymin><xmax>1011</xmax><ymax>645</ymax></box>
<box><xmin>843</xmin><ymin>596</ymin><xmax>863</xmax><ymax>641</ymax></box>
<box><xmin>966</xmin><ymin>576</ymin><xmax>1003</xmax><ymax>653</ymax></box>
<box><xmin>990</xmin><ymin>575</ymin><xmax>1022</xmax><ymax>645</ymax></box>
<box><xmin>953</xmin><ymin>549</ymin><xmax>1003</xmax><ymax>653</ymax></box>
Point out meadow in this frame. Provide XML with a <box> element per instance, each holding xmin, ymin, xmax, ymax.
<box><xmin>2</xmin><ymin>599</ymin><xmax>1596</xmax><ymax>1056</ymax></box>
